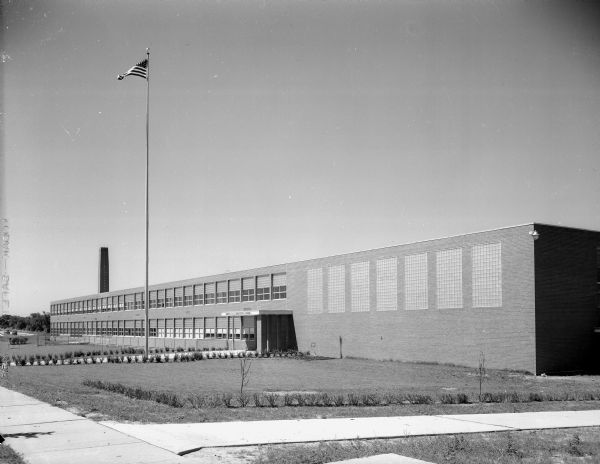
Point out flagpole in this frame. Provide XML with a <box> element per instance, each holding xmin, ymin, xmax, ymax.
<box><xmin>144</xmin><ymin>48</ymin><xmax>150</xmax><ymax>356</ymax></box>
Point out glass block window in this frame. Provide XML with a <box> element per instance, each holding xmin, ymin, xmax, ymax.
<box><xmin>377</xmin><ymin>257</ymin><xmax>397</xmax><ymax>311</ymax></box>
<box><xmin>351</xmin><ymin>261</ymin><xmax>370</xmax><ymax>312</ymax></box>
<box><xmin>405</xmin><ymin>253</ymin><xmax>428</xmax><ymax>310</ymax></box>
<box><xmin>193</xmin><ymin>284</ymin><xmax>204</xmax><ymax>305</ymax></box>
<box><xmin>205</xmin><ymin>283</ymin><xmax>216</xmax><ymax>304</ymax></box>
<box><xmin>216</xmin><ymin>281</ymin><xmax>228</xmax><ymax>303</ymax></box>
<box><xmin>242</xmin><ymin>277</ymin><xmax>255</xmax><ymax>302</ymax></box>
<box><xmin>256</xmin><ymin>275</ymin><xmax>271</xmax><ymax>301</ymax></box>
<box><xmin>229</xmin><ymin>279</ymin><xmax>241</xmax><ymax>303</ymax></box>
<box><xmin>307</xmin><ymin>268</ymin><xmax>323</xmax><ymax>313</ymax></box>
<box><xmin>328</xmin><ymin>265</ymin><xmax>345</xmax><ymax>313</ymax></box>
<box><xmin>436</xmin><ymin>249</ymin><xmax>463</xmax><ymax>309</ymax></box>
<box><xmin>272</xmin><ymin>273</ymin><xmax>287</xmax><ymax>299</ymax></box>
<box><xmin>472</xmin><ymin>243</ymin><xmax>502</xmax><ymax>307</ymax></box>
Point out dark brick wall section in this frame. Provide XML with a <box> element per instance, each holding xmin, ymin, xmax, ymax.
<box><xmin>534</xmin><ymin>224</ymin><xmax>600</xmax><ymax>374</ymax></box>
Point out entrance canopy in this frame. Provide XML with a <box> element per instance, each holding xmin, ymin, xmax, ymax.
<box><xmin>220</xmin><ymin>309</ymin><xmax>293</xmax><ymax>317</ymax></box>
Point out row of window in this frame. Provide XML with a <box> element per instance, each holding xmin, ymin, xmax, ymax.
<box><xmin>307</xmin><ymin>243</ymin><xmax>502</xmax><ymax>313</ymax></box>
<box><xmin>50</xmin><ymin>317</ymin><xmax>256</xmax><ymax>340</ymax></box>
<box><xmin>51</xmin><ymin>273</ymin><xmax>287</xmax><ymax>315</ymax></box>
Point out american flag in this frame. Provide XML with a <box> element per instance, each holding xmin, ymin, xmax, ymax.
<box><xmin>117</xmin><ymin>59</ymin><xmax>148</xmax><ymax>80</ymax></box>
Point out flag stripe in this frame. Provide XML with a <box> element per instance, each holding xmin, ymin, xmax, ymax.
<box><xmin>118</xmin><ymin>59</ymin><xmax>148</xmax><ymax>80</ymax></box>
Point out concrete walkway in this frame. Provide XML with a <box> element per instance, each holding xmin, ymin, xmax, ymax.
<box><xmin>0</xmin><ymin>387</ymin><xmax>207</xmax><ymax>464</ymax></box>
<box><xmin>101</xmin><ymin>410</ymin><xmax>600</xmax><ymax>455</ymax></box>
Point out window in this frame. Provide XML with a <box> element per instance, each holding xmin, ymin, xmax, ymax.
<box><xmin>166</xmin><ymin>326</ymin><xmax>174</xmax><ymax>338</ymax></box>
<box><xmin>437</xmin><ymin>249</ymin><xmax>463</xmax><ymax>309</ymax></box>
<box><xmin>194</xmin><ymin>284</ymin><xmax>204</xmax><ymax>305</ymax></box>
<box><xmin>242</xmin><ymin>327</ymin><xmax>255</xmax><ymax>340</ymax></box>
<box><xmin>272</xmin><ymin>273</ymin><xmax>287</xmax><ymax>300</ymax></box>
<box><xmin>149</xmin><ymin>327</ymin><xmax>157</xmax><ymax>337</ymax></box>
<box><xmin>235</xmin><ymin>328</ymin><xmax>241</xmax><ymax>339</ymax></box>
<box><xmin>307</xmin><ymin>268</ymin><xmax>323</xmax><ymax>313</ymax></box>
<box><xmin>405</xmin><ymin>254</ymin><xmax>428</xmax><ymax>310</ymax></box>
<box><xmin>229</xmin><ymin>280</ymin><xmax>241</xmax><ymax>303</ymax></box>
<box><xmin>472</xmin><ymin>243</ymin><xmax>502</xmax><ymax>307</ymax></box>
<box><xmin>157</xmin><ymin>290</ymin><xmax>165</xmax><ymax>308</ymax></box>
<box><xmin>216</xmin><ymin>281</ymin><xmax>228</xmax><ymax>303</ymax></box>
<box><xmin>185</xmin><ymin>327</ymin><xmax>193</xmax><ymax>338</ymax></box>
<box><xmin>377</xmin><ymin>257</ymin><xmax>398</xmax><ymax>311</ymax></box>
<box><xmin>328</xmin><ymin>266</ymin><xmax>345</xmax><ymax>313</ymax></box>
<box><xmin>175</xmin><ymin>327</ymin><xmax>183</xmax><ymax>338</ymax></box>
<box><xmin>256</xmin><ymin>275</ymin><xmax>271</xmax><ymax>300</ymax></box>
<box><xmin>174</xmin><ymin>288</ymin><xmax>183</xmax><ymax>307</ymax></box>
<box><xmin>351</xmin><ymin>261</ymin><xmax>370</xmax><ymax>312</ymax></box>
<box><xmin>206</xmin><ymin>328</ymin><xmax>215</xmax><ymax>339</ymax></box>
<box><xmin>165</xmin><ymin>289</ymin><xmax>174</xmax><ymax>307</ymax></box>
<box><xmin>242</xmin><ymin>277</ymin><xmax>255</xmax><ymax>302</ymax></box>
<box><xmin>150</xmin><ymin>291</ymin><xmax>157</xmax><ymax>309</ymax></box>
<box><xmin>205</xmin><ymin>283</ymin><xmax>215</xmax><ymax>304</ymax></box>
<box><xmin>184</xmin><ymin>286</ymin><xmax>193</xmax><ymax>306</ymax></box>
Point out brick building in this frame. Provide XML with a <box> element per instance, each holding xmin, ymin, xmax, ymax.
<box><xmin>50</xmin><ymin>223</ymin><xmax>600</xmax><ymax>374</ymax></box>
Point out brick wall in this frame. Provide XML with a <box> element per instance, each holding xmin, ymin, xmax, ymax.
<box><xmin>534</xmin><ymin>224</ymin><xmax>600</xmax><ymax>374</ymax></box>
<box><xmin>288</xmin><ymin>224</ymin><xmax>537</xmax><ymax>372</ymax></box>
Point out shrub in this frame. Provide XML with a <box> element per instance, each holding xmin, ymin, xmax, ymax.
<box><xmin>187</xmin><ymin>394</ymin><xmax>205</xmax><ymax>409</ymax></box>
<box><xmin>238</xmin><ymin>393</ymin><xmax>251</xmax><ymax>407</ymax></box>
<box><xmin>264</xmin><ymin>393</ymin><xmax>279</xmax><ymax>408</ymax></box>
<box><xmin>283</xmin><ymin>393</ymin><xmax>295</xmax><ymax>406</ymax></box>
<box><xmin>347</xmin><ymin>393</ymin><xmax>361</xmax><ymax>406</ymax></box>
<box><xmin>253</xmin><ymin>393</ymin><xmax>264</xmax><ymax>407</ymax></box>
<box><xmin>360</xmin><ymin>393</ymin><xmax>380</xmax><ymax>406</ymax></box>
<box><xmin>221</xmin><ymin>393</ymin><xmax>234</xmax><ymax>408</ymax></box>
<box><xmin>9</xmin><ymin>336</ymin><xmax>27</xmax><ymax>345</ymax></box>
<box><xmin>334</xmin><ymin>393</ymin><xmax>348</xmax><ymax>406</ymax></box>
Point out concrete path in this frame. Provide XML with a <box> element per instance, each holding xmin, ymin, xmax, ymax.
<box><xmin>0</xmin><ymin>387</ymin><xmax>207</xmax><ymax>464</ymax></box>
<box><xmin>101</xmin><ymin>410</ymin><xmax>600</xmax><ymax>456</ymax></box>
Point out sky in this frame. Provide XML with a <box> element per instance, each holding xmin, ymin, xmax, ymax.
<box><xmin>2</xmin><ymin>0</ymin><xmax>600</xmax><ymax>316</ymax></box>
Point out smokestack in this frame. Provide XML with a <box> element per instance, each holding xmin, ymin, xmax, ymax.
<box><xmin>99</xmin><ymin>247</ymin><xmax>109</xmax><ymax>293</ymax></box>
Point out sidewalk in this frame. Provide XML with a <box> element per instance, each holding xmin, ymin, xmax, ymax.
<box><xmin>0</xmin><ymin>387</ymin><xmax>206</xmax><ymax>464</ymax></box>
<box><xmin>101</xmin><ymin>409</ymin><xmax>600</xmax><ymax>455</ymax></box>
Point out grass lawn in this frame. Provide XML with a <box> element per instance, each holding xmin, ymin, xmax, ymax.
<box><xmin>0</xmin><ymin>444</ymin><xmax>26</xmax><ymax>464</ymax></box>
<box><xmin>4</xmin><ymin>357</ymin><xmax>600</xmax><ymax>423</ymax></box>
<box><xmin>254</xmin><ymin>427</ymin><xmax>600</xmax><ymax>464</ymax></box>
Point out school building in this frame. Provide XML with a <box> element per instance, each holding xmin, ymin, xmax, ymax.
<box><xmin>49</xmin><ymin>223</ymin><xmax>600</xmax><ymax>374</ymax></box>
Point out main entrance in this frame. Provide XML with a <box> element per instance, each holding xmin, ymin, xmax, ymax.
<box><xmin>257</xmin><ymin>314</ymin><xmax>297</xmax><ymax>353</ymax></box>
<box><xmin>222</xmin><ymin>309</ymin><xmax>297</xmax><ymax>353</ymax></box>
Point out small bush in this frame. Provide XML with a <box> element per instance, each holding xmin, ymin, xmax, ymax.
<box><xmin>9</xmin><ymin>336</ymin><xmax>27</xmax><ymax>345</ymax></box>
<box><xmin>238</xmin><ymin>393</ymin><xmax>251</xmax><ymax>407</ymax></box>
<box><xmin>253</xmin><ymin>393</ymin><xmax>264</xmax><ymax>407</ymax></box>
<box><xmin>264</xmin><ymin>393</ymin><xmax>279</xmax><ymax>408</ymax></box>
<box><xmin>347</xmin><ymin>393</ymin><xmax>361</xmax><ymax>406</ymax></box>
<box><xmin>221</xmin><ymin>392</ymin><xmax>234</xmax><ymax>408</ymax></box>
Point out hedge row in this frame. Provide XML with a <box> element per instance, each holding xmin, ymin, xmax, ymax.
<box><xmin>81</xmin><ymin>380</ymin><xmax>600</xmax><ymax>409</ymax></box>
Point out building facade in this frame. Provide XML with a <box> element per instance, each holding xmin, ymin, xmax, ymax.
<box><xmin>50</xmin><ymin>223</ymin><xmax>600</xmax><ymax>374</ymax></box>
